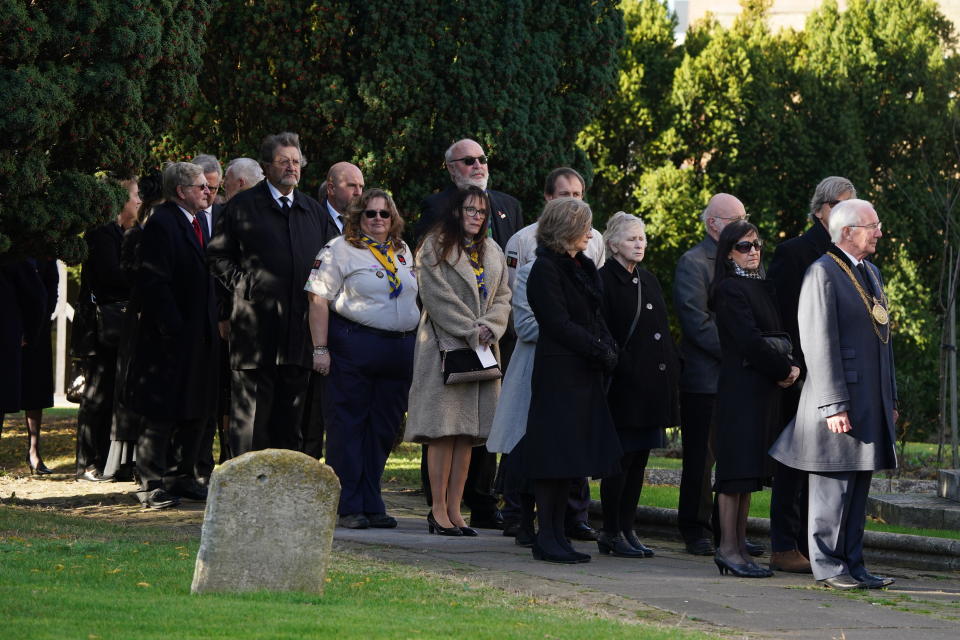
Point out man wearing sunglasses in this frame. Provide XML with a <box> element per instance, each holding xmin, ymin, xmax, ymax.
<box><xmin>209</xmin><ymin>132</ymin><xmax>339</xmax><ymax>458</ymax></box>
<box><xmin>766</xmin><ymin>176</ymin><xmax>856</xmax><ymax>574</ymax></box>
<box><xmin>414</xmin><ymin>138</ymin><xmax>522</xmax><ymax>251</ymax></box>
<box><xmin>673</xmin><ymin>193</ymin><xmax>752</xmax><ymax>557</ymax></box>
<box><xmin>771</xmin><ymin>199</ymin><xmax>897</xmax><ymax>590</ymax></box>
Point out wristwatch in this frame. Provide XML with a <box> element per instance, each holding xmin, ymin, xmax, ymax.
<box><xmin>313</xmin><ymin>346</ymin><xmax>329</xmax><ymax>356</ymax></box>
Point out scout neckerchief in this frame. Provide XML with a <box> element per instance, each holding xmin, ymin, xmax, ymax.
<box><xmin>361</xmin><ymin>234</ymin><xmax>402</xmax><ymax>299</ymax></box>
<box><xmin>464</xmin><ymin>238</ymin><xmax>487</xmax><ymax>299</ymax></box>
<box><xmin>827</xmin><ymin>253</ymin><xmax>890</xmax><ymax>344</ymax></box>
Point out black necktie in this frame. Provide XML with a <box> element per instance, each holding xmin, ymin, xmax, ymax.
<box><xmin>856</xmin><ymin>263</ymin><xmax>875</xmax><ymax>297</ymax></box>
<box><xmin>280</xmin><ymin>196</ymin><xmax>290</xmax><ymax>213</ymax></box>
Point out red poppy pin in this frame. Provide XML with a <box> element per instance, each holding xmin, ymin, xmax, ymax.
<box><xmin>398</xmin><ymin>255</ymin><xmax>406</xmax><ymax>265</ymax></box>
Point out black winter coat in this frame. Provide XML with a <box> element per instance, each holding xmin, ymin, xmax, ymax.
<box><xmin>713</xmin><ymin>275</ymin><xmax>794</xmax><ymax>486</ymax></box>
<box><xmin>19</xmin><ymin>258</ymin><xmax>58</xmax><ymax>410</ymax></box>
<box><xmin>124</xmin><ymin>202</ymin><xmax>219</xmax><ymax>421</ymax></box>
<box><xmin>0</xmin><ymin>260</ymin><xmax>45</xmax><ymax>413</ymax></box>
<box><xmin>520</xmin><ymin>247</ymin><xmax>622</xmax><ymax>479</ymax></box>
<box><xmin>600</xmin><ymin>260</ymin><xmax>680</xmax><ymax>433</ymax></box>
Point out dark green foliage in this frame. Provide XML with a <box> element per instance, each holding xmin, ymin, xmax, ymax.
<box><xmin>168</xmin><ymin>0</ymin><xmax>624</xmax><ymax>220</ymax></box>
<box><xmin>0</xmin><ymin>0</ymin><xmax>212</xmax><ymax>262</ymax></box>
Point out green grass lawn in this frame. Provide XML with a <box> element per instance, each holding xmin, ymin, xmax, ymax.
<box><xmin>0</xmin><ymin>507</ymin><xmax>714</xmax><ymax>640</ymax></box>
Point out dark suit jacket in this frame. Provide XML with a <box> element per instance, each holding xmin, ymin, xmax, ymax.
<box><xmin>415</xmin><ymin>186</ymin><xmax>522</xmax><ymax>250</ymax></box>
<box><xmin>673</xmin><ymin>235</ymin><xmax>721</xmax><ymax>394</ymax></box>
<box><xmin>208</xmin><ymin>180</ymin><xmax>338</xmax><ymax>369</ymax></box>
<box><xmin>125</xmin><ymin>201</ymin><xmax>219</xmax><ymax>421</ymax></box>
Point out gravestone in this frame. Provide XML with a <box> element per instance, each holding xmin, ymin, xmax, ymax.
<box><xmin>939</xmin><ymin>469</ymin><xmax>960</xmax><ymax>503</ymax></box>
<box><xmin>191</xmin><ymin>449</ymin><xmax>340</xmax><ymax>594</ymax></box>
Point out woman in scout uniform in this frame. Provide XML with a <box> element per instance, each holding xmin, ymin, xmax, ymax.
<box><xmin>306</xmin><ymin>188</ymin><xmax>419</xmax><ymax>530</ymax></box>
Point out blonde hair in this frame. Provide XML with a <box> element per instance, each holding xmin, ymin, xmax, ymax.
<box><xmin>535</xmin><ymin>197</ymin><xmax>593</xmax><ymax>254</ymax></box>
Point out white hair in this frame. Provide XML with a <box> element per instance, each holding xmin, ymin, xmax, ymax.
<box><xmin>191</xmin><ymin>154</ymin><xmax>222</xmax><ymax>178</ymax></box>
<box><xmin>225</xmin><ymin>157</ymin><xmax>264</xmax><ymax>184</ymax></box>
<box><xmin>603</xmin><ymin>211</ymin><xmax>646</xmax><ymax>254</ymax></box>
<box><xmin>828</xmin><ymin>198</ymin><xmax>873</xmax><ymax>243</ymax></box>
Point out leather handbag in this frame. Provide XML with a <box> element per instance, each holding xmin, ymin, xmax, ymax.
<box><xmin>95</xmin><ymin>300</ymin><xmax>127</xmax><ymax>349</ymax></box>
<box><xmin>430</xmin><ymin>319</ymin><xmax>502</xmax><ymax>385</ymax></box>
<box><xmin>743</xmin><ymin>331</ymin><xmax>793</xmax><ymax>367</ymax></box>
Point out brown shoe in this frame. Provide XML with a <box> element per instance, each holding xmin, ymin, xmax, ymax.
<box><xmin>769</xmin><ymin>549</ymin><xmax>812</xmax><ymax>573</ymax></box>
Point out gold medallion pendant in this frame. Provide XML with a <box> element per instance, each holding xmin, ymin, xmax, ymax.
<box><xmin>872</xmin><ymin>303</ymin><xmax>889</xmax><ymax>325</ymax></box>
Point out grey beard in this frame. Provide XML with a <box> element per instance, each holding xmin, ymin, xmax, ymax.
<box><xmin>453</xmin><ymin>174</ymin><xmax>488</xmax><ymax>191</ymax></box>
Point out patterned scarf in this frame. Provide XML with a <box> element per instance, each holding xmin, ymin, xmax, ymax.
<box><xmin>361</xmin><ymin>235</ymin><xmax>402</xmax><ymax>298</ymax></box>
<box><xmin>464</xmin><ymin>238</ymin><xmax>487</xmax><ymax>299</ymax></box>
<box><xmin>730</xmin><ymin>260</ymin><xmax>763</xmax><ymax>280</ymax></box>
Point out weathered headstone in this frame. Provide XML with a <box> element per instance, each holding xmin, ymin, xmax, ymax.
<box><xmin>191</xmin><ymin>449</ymin><xmax>340</xmax><ymax>594</ymax></box>
<box><xmin>939</xmin><ymin>469</ymin><xmax>960</xmax><ymax>503</ymax></box>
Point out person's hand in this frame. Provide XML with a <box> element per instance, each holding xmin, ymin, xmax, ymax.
<box><xmin>313</xmin><ymin>351</ymin><xmax>331</xmax><ymax>375</ymax></box>
<box><xmin>477</xmin><ymin>324</ymin><xmax>494</xmax><ymax>346</ymax></box>
<box><xmin>826</xmin><ymin>410</ymin><xmax>852</xmax><ymax>433</ymax></box>
<box><xmin>218</xmin><ymin>320</ymin><xmax>231</xmax><ymax>340</ymax></box>
<box><xmin>893</xmin><ymin>408</ymin><xmax>900</xmax><ymax>424</ymax></box>
<box><xmin>778</xmin><ymin>365</ymin><xmax>801</xmax><ymax>388</ymax></box>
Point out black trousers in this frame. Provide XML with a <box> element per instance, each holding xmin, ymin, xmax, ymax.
<box><xmin>75</xmin><ymin>349</ymin><xmax>118</xmax><ymax>474</ymax></box>
<box><xmin>770</xmin><ymin>386</ymin><xmax>808</xmax><ymax>554</ymax></box>
<box><xmin>678</xmin><ymin>391</ymin><xmax>716</xmax><ymax>543</ymax></box>
<box><xmin>300</xmin><ymin>372</ymin><xmax>326</xmax><ymax>459</ymax></box>
<box><xmin>565</xmin><ymin>477</ymin><xmax>591</xmax><ymax>527</ymax></box>
<box><xmin>229</xmin><ymin>364</ymin><xmax>310</xmax><ymax>455</ymax></box>
<box><xmin>137</xmin><ymin>417</ymin><xmax>204</xmax><ymax>491</ymax></box>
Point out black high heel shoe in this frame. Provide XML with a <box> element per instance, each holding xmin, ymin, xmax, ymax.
<box><xmin>458</xmin><ymin>526</ymin><xmax>479</xmax><ymax>537</ymax></box>
<box><xmin>597</xmin><ymin>532</ymin><xmax>646</xmax><ymax>558</ymax></box>
<box><xmin>27</xmin><ymin>455</ymin><xmax>52</xmax><ymax>476</ymax></box>
<box><xmin>622</xmin><ymin>529</ymin><xmax>655</xmax><ymax>557</ymax></box>
<box><xmin>714</xmin><ymin>553</ymin><xmax>769</xmax><ymax>578</ymax></box>
<box><xmin>427</xmin><ymin>512</ymin><xmax>463</xmax><ymax>536</ymax></box>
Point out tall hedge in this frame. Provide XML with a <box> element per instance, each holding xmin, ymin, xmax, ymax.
<box><xmin>167</xmin><ymin>0</ymin><xmax>624</xmax><ymax>219</ymax></box>
<box><xmin>0</xmin><ymin>0</ymin><xmax>212</xmax><ymax>262</ymax></box>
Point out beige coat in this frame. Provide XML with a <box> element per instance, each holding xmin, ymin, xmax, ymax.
<box><xmin>404</xmin><ymin>234</ymin><xmax>512</xmax><ymax>444</ymax></box>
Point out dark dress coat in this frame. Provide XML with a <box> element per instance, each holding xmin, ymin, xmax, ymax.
<box><xmin>713</xmin><ymin>275</ymin><xmax>794</xmax><ymax>491</ymax></box>
<box><xmin>124</xmin><ymin>202</ymin><xmax>219</xmax><ymax>421</ymax></box>
<box><xmin>19</xmin><ymin>258</ymin><xmax>58</xmax><ymax>410</ymax></box>
<box><xmin>600</xmin><ymin>261</ymin><xmax>680</xmax><ymax>447</ymax></box>
<box><xmin>208</xmin><ymin>180</ymin><xmax>337</xmax><ymax>370</ymax></box>
<box><xmin>520</xmin><ymin>246</ymin><xmax>622</xmax><ymax>479</ymax></box>
<box><xmin>673</xmin><ymin>235</ymin><xmax>721</xmax><ymax>394</ymax></box>
<box><xmin>415</xmin><ymin>186</ymin><xmax>523</xmax><ymax>250</ymax></box>
<box><xmin>112</xmin><ymin>224</ymin><xmax>146</xmax><ymax>440</ymax></box>
<box><xmin>0</xmin><ymin>260</ymin><xmax>46</xmax><ymax>413</ymax></box>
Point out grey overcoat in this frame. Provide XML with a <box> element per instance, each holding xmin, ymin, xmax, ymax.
<box><xmin>404</xmin><ymin>234</ymin><xmax>511</xmax><ymax>444</ymax></box>
<box><xmin>674</xmin><ymin>235</ymin><xmax>721</xmax><ymax>394</ymax></box>
<box><xmin>487</xmin><ymin>262</ymin><xmax>537</xmax><ymax>454</ymax></box>
<box><xmin>769</xmin><ymin>249</ymin><xmax>898</xmax><ymax>472</ymax></box>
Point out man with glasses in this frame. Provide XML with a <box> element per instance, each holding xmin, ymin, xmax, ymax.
<box><xmin>771</xmin><ymin>199</ymin><xmax>897</xmax><ymax>590</ymax></box>
<box><xmin>766</xmin><ymin>176</ymin><xmax>856</xmax><ymax>574</ymax></box>
<box><xmin>415</xmin><ymin>138</ymin><xmax>522</xmax><ymax>531</ymax></box>
<box><xmin>126</xmin><ymin>162</ymin><xmax>219</xmax><ymax>509</ymax></box>
<box><xmin>208</xmin><ymin>132</ymin><xmax>338</xmax><ymax>457</ymax></box>
<box><xmin>414</xmin><ymin>138</ymin><xmax>522</xmax><ymax>249</ymax></box>
<box><xmin>673</xmin><ymin>193</ymin><xmax>753</xmax><ymax>556</ymax></box>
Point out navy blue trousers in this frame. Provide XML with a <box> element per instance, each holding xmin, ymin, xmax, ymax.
<box><xmin>326</xmin><ymin>313</ymin><xmax>414</xmax><ymax>516</ymax></box>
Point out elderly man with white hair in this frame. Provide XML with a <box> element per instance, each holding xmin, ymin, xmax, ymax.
<box><xmin>770</xmin><ymin>198</ymin><xmax>898</xmax><ymax>590</ymax></box>
<box><xmin>222</xmin><ymin>157</ymin><xmax>264</xmax><ymax>201</ymax></box>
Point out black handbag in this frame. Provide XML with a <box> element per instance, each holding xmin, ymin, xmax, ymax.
<box><xmin>95</xmin><ymin>300</ymin><xmax>127</xmax><ymax>349</ymax></box>
<box><xmin>743</xmin><ymin>331</ymin><xmax>793</xmax><ymax>367</ymax></box>
<box><xmin>430</xmin><ymin>319</ymin><xmax>502</xmax><ymax>385</ymax></box>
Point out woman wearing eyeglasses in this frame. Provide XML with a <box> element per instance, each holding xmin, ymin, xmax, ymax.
<box><xmin>404</xmin><ymin>185</ymin><xmax>511</xmax><ymax>537</ymax></box>
<box><xmin>306</xmin><ymin>188</ymin><xmax>419</xmax><ymax>530</ymax></box>
<box><xmin>710</xmin><ymin>220</ymin><xmax>800</xmax><ymax>577</ymax></box>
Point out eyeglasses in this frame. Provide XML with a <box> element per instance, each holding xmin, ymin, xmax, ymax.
<box><xmin>733</xmin><ymin>239</ymin><xmax>763</xmax><ymax>254</ymax></box>
<box><xmin>450</xmin><ymin>155</ymin><xmax>488</xmax><ymax>166</ymax></box>
<box><xmin>825</xmin><ymin>200</ymin><xmax>841</xmax><ymax>207</ymax></box>
<box><xmin>185</xmin><ymin>184</ymin><xmax>212</xmax><ymax>192</ymax></box>
<box><xmin>363</xmin><ymin>209</ymin><xmax>391</xmax><ymax>219</ymax></box>
<box><xmin>849</xmin><ymin>221</ymin><xmax>882</xmax><ymax>231</ymax></box>
<box><xmin>462</xmin><ymin>206</ymin><xmax>488</xmax><ymax>218</ymax></box>
<box><xmin>272</xmin><ymin>158</ymin><xmax>301</xmax><ymax>168</ymax></box>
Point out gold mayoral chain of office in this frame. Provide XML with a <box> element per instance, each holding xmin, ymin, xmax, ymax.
<box><xmin>827</xmin><ymin>253</ymin><xmax>890</xmax><ymax>344</ymax></box>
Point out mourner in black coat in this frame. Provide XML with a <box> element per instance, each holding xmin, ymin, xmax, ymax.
<box><xmin>596</xmin><ymin>213</ymin><xmax>680</xmax><ymax>558</ymax></box>
<box><xmin>0</xmin><ymin>260</ymin><xmax>46</xmax><ymax>420</ymax></box>
<box><xmin>208</xmin><ymin>139</ymin><xmax>338</xmax><ymax>456</ymax></box>
<box><xmin>711</xmin><ymin>221</ymin><xmax>798</xmax><ymax>578</ymax></box>
<box><xmin>126</xmin><ymin>172</ymin><xmax>219</xmax><ymax>507</ymax></box>
<box><xmin>520</xmin><ymin>198</ymin><xmax>622</xmax><ymax>563</ymax></box>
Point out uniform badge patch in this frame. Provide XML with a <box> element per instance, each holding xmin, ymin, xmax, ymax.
<box><xmin>398</xmin><ymin>255</ymin><xmax>406</xmax><ymax>265</ymax></box>
<box><xmin>507</xmin><ymin>256</ymin><xmax>518</xmax><ymax>268</ymax></box>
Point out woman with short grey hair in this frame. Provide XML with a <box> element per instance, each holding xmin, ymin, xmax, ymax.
<box><xmin>597</xmin><ymin>212</ymin><xmax>680</xmax><ymax>558</ymax></box>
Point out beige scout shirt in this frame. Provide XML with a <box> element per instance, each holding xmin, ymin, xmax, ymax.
<box><xmin>304</xmin><ymin>235</ymin><xmax>420</xmax><ymax>332</ymax></box>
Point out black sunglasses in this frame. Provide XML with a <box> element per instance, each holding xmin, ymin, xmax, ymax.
<box><xmin>451</xmin><ymin>155</ymin><xmax>488</xmax><ymax>166</ymax></box>
<box><xmin>733</xmin><ymin>239</ymin><xmax>763</xmax><ymax>254</ymax></box>
<box><xmin>363</xmin><ymin>209</ymin><xmax>391</xmax><ymax>219</ymax></box>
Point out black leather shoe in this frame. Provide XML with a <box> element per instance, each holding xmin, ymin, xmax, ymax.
<box><xmin>366</xmin><ymin>513</ymin><xmax>398</xmax><ymax>529</ymax></box>
<box><xmin>339</xmin><ymin>513</ymin><xmax>370</xmax><ymax>529</ymax></box>
<box><xmin>745</xmin><ymin>539</ymin><xmax>765</xmax><ymax>557</ymax></box>
<box><xmin>138</xmin><ymin>488</ymin><xmax>180</xmax><ymax>510</ymax></box>
<box><xmin>502</xmin><ymin>522</ymin><xmax>520</xmax><ymax>537</ymax></box>
<box><xmin>532</xmin><ymin>542</ymin><xmax>580</xmax><ymax>564</ymax></box>
<box><xmin>819</xmin><ymin>574</ymin><xmax>867</xmax><ymax>590</ymax></box>
<box><xmin>427</xmin><ymin>512</ymin><xmax>463</xmax><ymax>536</ymax></box>
<box><xmin>168</xmin><ymin>480</ymin><xmax>208</xmax><ymax>501</ymax></box>
<box><xmin>565</xmin><ymin>521</ymin><xmax>599</xmax><ymax>541</ymax></box>
<box><xmin>514</xmin><ymin>528</ymin><xmax>535</xmax><ymax>548</ymax></box>
<box><xmin>685</xmin><ymin>538</ymin><xmax>716</xmax><ymax>556</ymax></box>
<box><xmin>458</xmin><ymin>526</ymin><xmax>479</xmax><ymax>537</ymax></box>
<box><xmin>469</xmin><ymin>510</ymin><xmax>505</xmax><ymax>530</ymax></box>
<box><xmin>77</xmin><ymin>468</ymin><xmax>110</xmax><ymax>482</ymax></box>
<box><xmin>853</xmin><ymin>572</ymin><xmax>895</xmax><ymax>589</ymax></box>
<box><xmin>597</xmin><ymin>532</ymin><xmax>646</xmax><ymax>558</ymax></box>
<box><xmin>622</xmin><ymin>529</ymin><xmax>655</xmax><ymax>557</ymax></box>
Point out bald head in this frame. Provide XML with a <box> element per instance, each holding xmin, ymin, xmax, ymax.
<box><xmin>702</xmin><ymin>193</ymin><xmax>747</xmax><ymax>241</ymax></box>
<box><xmin>326</xmin><ymin>162</ymin><xmax>364</xmax><ymax>213</ymax></box>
